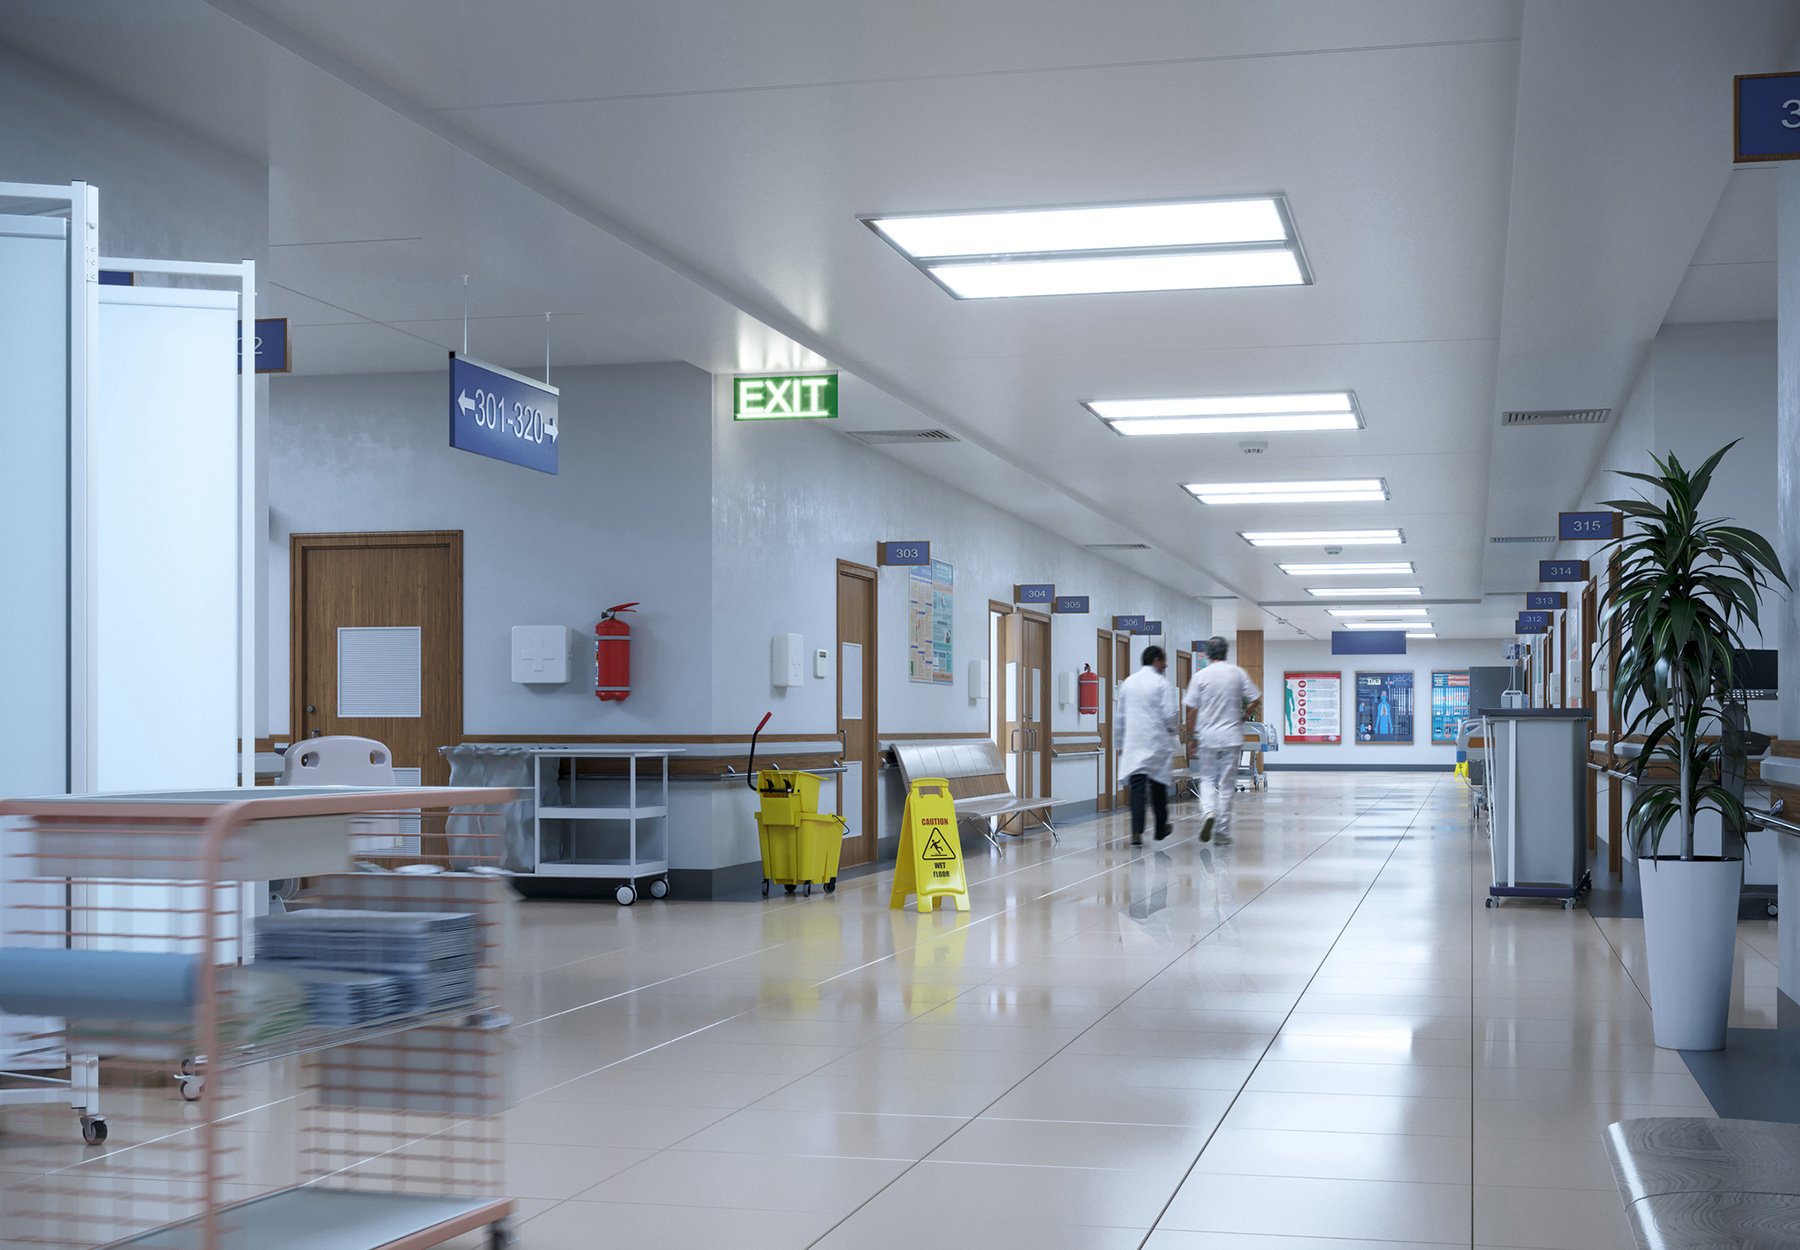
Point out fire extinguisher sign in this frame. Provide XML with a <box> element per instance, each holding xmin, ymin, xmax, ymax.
<box><xmin>449</xmin><ymin>353</ymin><xmax>560</xmax><ymax>475</ymax></box>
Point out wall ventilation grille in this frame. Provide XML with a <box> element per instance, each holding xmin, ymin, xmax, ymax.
<box><xmin>1489</xmin><ymin>536</ymin><xmax>1557</xmax><ymax>544</ymax></box>
<box><xmin>1086</xmin><ymin>543</ymin><xmax>1151</xmax><ymax>551</ymax></box>
<box><xmin>847</xmin><ymin>428</ymin><xmax>960</xmax><ymax>444</ymax></box>
<box><xmin>1501</xmin><ymin>408</ymin><xmax>1610</xmax><ymax>427</ymax></box>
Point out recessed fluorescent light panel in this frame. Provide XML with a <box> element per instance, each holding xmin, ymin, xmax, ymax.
<box><xmin>1319</xmin><ymin>591</ymin><xmax>1422</xmax><ymax>601</ymax></box>
<box><xmin>861</xmin><ymin>196</ymin><xmax>1311</xmax><ymax>299</ymax></box>
<box><xmin>1406</xmin><ymin>632</ymin><xmax>1438</xmax><ymax>639</ymax></box>
<box><xmin>1239</xmin><ymin>529</ymin><xmax>1404</xmax><ymax>547</ymax></box>
<box><xmin>1338</xmin><ymin>620</ymin><xmax>1426</xmax><ymax>630</ymax></box>
<box><xmin>1277</xmin><ymin>562</ymin><xmax>1413</xmax><ymax>576</ymax></box>
<box><xmin>1327</xmin><ymin>608</ymin><xmax>1428</xmax><ymax>618</ymax></box>
<box><xmin>1187</xmin><ymin>479</ymin><xmax>1386</xmax><ymax>505</ymax></box>
<box><xmin>1087</xmin><ymin>391</ymin><xmax>1360</xmax><ymax>437</ymax></box>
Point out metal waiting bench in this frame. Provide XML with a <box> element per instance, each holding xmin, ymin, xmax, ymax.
<box><xmin>889</xmin><ymin>739</ymin><xmax>1076</xmax><ymax>850</ymax></box>
<box><xmin>1605</xmin><ymin>1117</ymin><xmax>1800</xmax><ymax>1247</ymax></box>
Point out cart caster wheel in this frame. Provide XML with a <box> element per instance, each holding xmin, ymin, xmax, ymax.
<box><xmin>488</xmin><ymin>1218</ymin><xmax>516</xmax><ymax>1249</ymax></box>
<box><xmin>649</xmin><ymin>878</ymin><xmax>668</xmax><ymax>899</ymax></box>
<box><xmin>616</xmin><ymin>885</ymin><xmax>637</xmax><ymax>906</ymax></box>
<box><xmin>80</xmin><ymin>1116</ymin><xmax>106</xmax><ymax>1145</ymax></box>
<box><xmin>825</xmin><ymin>879</ymin><xmax>837</xmax><ymax>894</ymax></box>
<box><xmin>1562</xmin><ymin>899</ymin><xmax>1575</xmax><ymax>910</ymax></box>
<box><xmin>1485</xmin><ymin>898</ymin><xmax>1497</xmax><ymax>909</ymax></box>
<box><xmin>784</xmin><ymin>884</ymin><xmax>796</xmax><ymax>894</ymax></box>
<box><xmin>803</xmin><ymin>882</ymin><xmax>812</xmax><ymax>897</ymax></box>
<box><xmin>762</xmin><ymin>879</ymin><xmax>770</xmax><ymax>897</ymax></box>
<box><xmin>1770</xmin><ymin>902</ymin><xmax>1779</xmax><ymax>918</ymax></box>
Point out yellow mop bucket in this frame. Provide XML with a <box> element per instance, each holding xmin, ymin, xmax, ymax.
<box><xmin>747</xmin><ymin>714</ymin><xmax>844</xmax><ymax>898</ymax></box>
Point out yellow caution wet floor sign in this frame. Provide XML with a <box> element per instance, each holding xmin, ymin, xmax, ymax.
<box><xmin>890</xmin><ymin>777</ymin><xmax>969</xmax><ymax>912</ymax></box>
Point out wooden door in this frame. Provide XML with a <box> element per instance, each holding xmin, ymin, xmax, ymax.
<box><xmin>291</xmin><ymin>531</ymin><xmax>461</xmax><ymax>786</ymax></box>
<box><xmin>998</xmin><ymin>611</ymin><xmax>1023</xmax><ymax>798</ymax></box>
<box><xmin>836</xmin><ymin>561</ymin><xmax>878</xmax><ymax>868</ymax></box>
<box><xmin>1020</xmin><ymin>611</ymin><xmax>1051</xmax><ymax>823</ymax></box>
<box><xmin>1113</xmin><ymin>634</ymin><xmax>1132</xmax><ymax>807</ymax></box>
<box><xmin>1096</xmin><ymin>631</ymin><xmax>1114</xmax><ymax>811</ymax></box>
<box><xmin>1173</xmin><ymin>650</ymin><xmax>1193</xmax><ymax>773</ymax></box>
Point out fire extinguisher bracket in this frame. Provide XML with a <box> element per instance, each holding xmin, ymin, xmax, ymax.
<box><xmin>595</xmin><ymin>603</ymin><xmax>638</xmax><ymax>702</ymax></box>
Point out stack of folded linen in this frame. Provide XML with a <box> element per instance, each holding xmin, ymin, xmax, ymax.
<box><xmin>255</xmin><ymin>910</ymin><xmax>477</xmax><ymax>1017</ymax></box>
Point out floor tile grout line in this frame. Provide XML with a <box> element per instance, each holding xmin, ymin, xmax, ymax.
<box><xmin>1470</xmin><ymin>778</ymin><xmax>1478</xmax><ymax>1250</ymax></box>
<box><xmin>1130</xmin><ymin>775</ymin><xmax>1446</xmax><ymax>1250</ymax></box>
<box><xmin>793</xmin><ymin>779</ymin><xmax>1427</xmax><ymax>1249</ymax></box>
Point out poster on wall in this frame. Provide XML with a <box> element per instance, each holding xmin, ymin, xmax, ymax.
<box><xmin>1283</xmin><ymin>671</ymin><xmax>1342</xmax><ymax>743</ymax></box>
<box><xmin>908</xmin><ymin>558</ymin><xmax>955</xmax><ymax>684</ymax></box>
<box><xmin>1355</xmin><ymin>671</ymin><xmax>1414</xmax><ymax>743</ymax></box>
<box><xmin>1430</xmin><ymin>671</ymin><xmax>1469</xmax><ymax>743</ymax></box>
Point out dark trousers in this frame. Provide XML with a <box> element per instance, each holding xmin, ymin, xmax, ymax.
<box><xmin>1129</xmin><ymin>773</ymin><xmax>1169</xmax><ymax>838</ymax></box>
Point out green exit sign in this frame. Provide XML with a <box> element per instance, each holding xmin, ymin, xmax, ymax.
<box><xmin>734</xmin><ymin>373</ymin><xmax>838</xmax><ymax>420</ymax></box>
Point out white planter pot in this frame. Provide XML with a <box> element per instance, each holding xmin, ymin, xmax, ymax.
<box><xmin>1638</xmin><ymin>855</ymin><xmax>1742</xmax><ymax>1050</ymax></box>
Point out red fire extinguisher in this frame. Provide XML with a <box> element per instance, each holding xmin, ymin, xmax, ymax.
<box><xmin>595</xmin><ymin>603</ymin><xmax>638</xmax><ymax>702</ymax></box>
<box><xmin>1077</xmin><ymin>664</ymin><xmax>1099</xmax><ymax>717</ymax></box>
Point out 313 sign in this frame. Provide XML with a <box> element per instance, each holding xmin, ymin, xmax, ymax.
<box><xmin>448</xmin><ymin>353</ymin><xmax>560</xmax><ymax>475</ymax></box>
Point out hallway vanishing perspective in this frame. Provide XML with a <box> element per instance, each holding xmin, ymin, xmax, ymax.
<box><xmin>474</xmin><ymin>775</ymin><xmax>1730</xmax><ymax>1250</ymax></box>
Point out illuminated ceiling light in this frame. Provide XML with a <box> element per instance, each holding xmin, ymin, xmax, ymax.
<box><xmin>1339</xmin><ymin>620</ymin><xmax>1425</xmax><ymax>630</ymax></box>
<box><xmin>1326</xmin><ymin>608</ymin><xmax>1429</xmax><ymax>618</ymax></box>
<box><xmin>1239</xmin><ymin>529</ymin><xmax>1404</xmax><ymax>547</ymax></box>
<box><xmin>1405</xmin><ymin>632</ymin><xmax>1438</xmax><ymax>639</ymax></box>
<box><xmin>862</xmin><ymin>196</ymin><xmax>1311</xmax><ymax>299</ymax></box>
<box><xmin>1089</xmin><ymin>392</ymin><xmax>1360</xmax><ymax>436</ymax></box>
<box><xmin>1276</xmin><ymin>562</ymin><xmax>1413</xmax><ymax>576</ymax></box>
<box><xmin>1306</xmin><ymin>586</ymin><xmax>1420</xmax><ymax>597</ymax></box>
<box><xmin>1186</xmin><ymin>479</ymin><xmax>1387</xmax><ymax>506</ymax></box>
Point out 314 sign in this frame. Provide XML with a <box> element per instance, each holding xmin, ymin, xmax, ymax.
<box><xmin>449</xmin><ymin>353</ymin><xmax>559</xmax><ymax>475</ymax></box>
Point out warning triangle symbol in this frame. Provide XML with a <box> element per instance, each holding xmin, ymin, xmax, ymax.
<box><xmin>921</xmin><ymin>829</ymin><xmax>956</xmax><ymax>862</ymax></box>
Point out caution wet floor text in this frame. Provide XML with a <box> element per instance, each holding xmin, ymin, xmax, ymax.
<box><xmin>890</xmin><ymin>777</ymin><xmax>969</xmax><ymax>912</ymax></box>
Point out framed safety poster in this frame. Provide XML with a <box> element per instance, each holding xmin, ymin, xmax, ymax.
<box><xmin>908</xmin><ymin>558</ymin><xmax>954</xmax><ymax>684</ymax></box>
<box><xmin>1283</xmin><ymin>671</ymin><xmax>1342</xmax><ymax>743</ymax></box>
<box><xmin>1430</xmin><ymin>671</ymin><xmax>1469</xmax><ymax>744</ymax></box>
<box><xmin>1355</xmin><ymin>671</ymin><xmax>1414</xmax><ymax>743</ymax></box>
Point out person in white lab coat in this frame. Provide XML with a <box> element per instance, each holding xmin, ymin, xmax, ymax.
<box><xmin>1184</xmin><ymin>636</ymin><xmax>1262</xmax><ymax>844</ymax></box>
<box><xmin>1115</xmin><ymin>645</ymin><xmax>1180</xmax><ymax>846</ymax></box>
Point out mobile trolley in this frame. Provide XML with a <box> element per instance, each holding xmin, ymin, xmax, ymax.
<box><xmin>1478</xmin><ymin>709</ymin><xmax>1594</xmax><ymax>909</ymax></box>
<box><xmin>0</xmin><ymin>784</ymin><xmax>520</xmax><ymax>1250</ymax></box>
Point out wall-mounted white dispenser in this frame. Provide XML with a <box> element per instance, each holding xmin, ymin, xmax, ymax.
<box><xmin>511</xmin><ymin>626</ymin><xmax>573</xmax><ymax>684</ymax></box>
<box><xmin>771</xmin><ymin>633</ymin><xmax>806</xmax><ymax>687</ymax></box>
<box><xmin>1057</xmin><ymin>671</ymin><xmax>1073</xmax><ymax>707</ymax></box>
<box><xmin>968</xmin><ymin>658</ymin><xmax>989</xmax><ymax>701</ymax></box>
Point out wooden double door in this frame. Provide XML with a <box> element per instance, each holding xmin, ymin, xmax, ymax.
<box><xmin>996</xmin><ymin>609</ymin><xmax>1052</xmax><ymax>824</ymax></box>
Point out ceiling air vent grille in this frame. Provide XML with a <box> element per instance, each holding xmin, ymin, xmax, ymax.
<box><xmin>1489</xmin><ymin>536</ymin><xmax>1556</xmax><ymax>544</ymax></box>
<box><xmin>1502</xmin><ymin>408</ymin><xmax>1610</xmax><ymax>427</ymax></box>
<box><xmin>847</xmin><ymin>428</ymin><xmax>960</xmax><ymax>444</ymax></box>
<box><xmin>1086</xmin><ymin>543</ymin><xmax>1151</xmax><ymax>551</ymax></box>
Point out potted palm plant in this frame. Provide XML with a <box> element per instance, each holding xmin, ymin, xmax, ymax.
<box><xmin>1598</xmin><ymin>442</ymin><xmax>1786</xmax><ymax>1050</ymax></box>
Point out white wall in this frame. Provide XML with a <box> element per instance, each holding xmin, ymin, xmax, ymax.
<box><xmin>1263</xmin><ymin>637</ymin><xmax>1513</xmax><ymax>768</ymax></box>
<box><xmin>709</xmin><ymin>390</ymin><xmax>1211</xmax><ymax>749</ymax></box>
<box><xmin>268</xmin><ymin>364</ymin><xmax>716</xmax><ymax>737</ymax></box>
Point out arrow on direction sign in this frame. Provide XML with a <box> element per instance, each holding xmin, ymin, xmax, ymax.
<box><xmin>457</xmin><ymin>391</ymin><xmax>476</xmax><ymax>417</ymax></box>
<box><xmin>544</xmin><ymin>412</ymin><xmax>558</xmax><ymax>441</ymax></box>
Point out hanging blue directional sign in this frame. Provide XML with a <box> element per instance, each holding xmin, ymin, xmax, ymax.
<box><xmin>449</xmin><ymin>353</ymin><xmax>559</xmax><ymax>475</ymax></box>
<box><xmin>1526</xmin><ymin>592</ymin><xmax>1567</xmax><ymax>611</ymax></box>
<box><xmin>1052</xmin><ymin>596</ymin><xmax>1089</xmax><ymax>614</ymax></box>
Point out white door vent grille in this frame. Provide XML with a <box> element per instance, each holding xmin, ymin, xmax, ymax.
<box><xmin>847</xmin><ymin>428</ymin><xmax>961</xmax><ymax>444</ymax></box>
<box><xmin>1086</xmin><ymin>543</ymin><xmax>1151</xmax><ymax>551</ymax></box>
<box><xmin>1489</xmin><ymin>536</ymin><xmax>1557</xmax><ymax>544</ymax></box>
<box><xmin>1501</xmin><ymin>408</ymin><xmax>1610</xmax><ymax>427</ymax></box>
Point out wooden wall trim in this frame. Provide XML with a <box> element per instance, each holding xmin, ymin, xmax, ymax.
<box><xmin>879</xmin><ymin>731</ymin><xmax>991</xmax><ymax>741</ymax></box>
<box><xmin>461</xmin><ymin>732</ymin><xmax>839</xmax><ymax>744</ymax></box>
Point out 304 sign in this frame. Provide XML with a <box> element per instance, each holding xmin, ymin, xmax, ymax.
<box><xmin>449</xmin><ymin>354</ymin><xmax>559</xmax><ymax>475</ymax></box>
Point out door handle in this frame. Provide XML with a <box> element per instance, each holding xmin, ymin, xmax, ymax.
<box><xmin>1010</xmin><ymin>728</ymin><xmax>1020</xmax><ymax>753</ymax></box>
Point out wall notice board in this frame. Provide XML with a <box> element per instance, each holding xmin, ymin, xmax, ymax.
<box><xmin>1355</xmin><ymin>671</ymin><xmax>1414</xmax><ymax>744</ymax></box>
<box><xmin>1283</xmin><ymin>671</ymin><xmax>1342</xmax><ymax>743</ymax></box>
<box><xmin>908</xmin><ymin>558</ymin><xmax>954</xmax><ymax>684</ymax></box>
<box><xmin>1430</xmin><ymin>671</ymin><xmax>1469</xmax><ymax>743</ymax></box>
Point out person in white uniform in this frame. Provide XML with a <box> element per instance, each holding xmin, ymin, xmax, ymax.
<box><xmin>1115</xmin><ymin>645</ymin><xmax>1181</xmax><ymax>846</ymax></box>
<box><xmin>1184</xmin><ymin>636</ymin><xmax>1262</xmax><ymax>844</ymax></box>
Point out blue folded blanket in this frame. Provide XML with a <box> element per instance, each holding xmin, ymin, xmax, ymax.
<box><xmin>0</xmin><ymin>947</ymin><xmax>197</xmax><ymax>1023</ymax></box>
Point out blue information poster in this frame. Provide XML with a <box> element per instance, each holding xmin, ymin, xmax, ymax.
<box><xmin>1355</xmin><ymin>671</ymin><xmax>1414</xmax><ymax>744</ymax></box>
<box><xmin>1430</xmin><ymin>671</ymin><xmax>1469</xmax><ymax>744</ymax></box>
<box><xmin>908</xmin><ymin>559</ymin><xmax>954</xmax><ymax>684</ymax></box>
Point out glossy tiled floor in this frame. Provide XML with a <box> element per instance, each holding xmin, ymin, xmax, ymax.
<box><xmin>467</xmin><ymin>772</ymin><xmax>1728</xmax><ymax>1249</ymax></box>
<box><xmin>5</xmin><ymin>772</ymin><xmax>1768</xmax><ymax>1249</ymax></box>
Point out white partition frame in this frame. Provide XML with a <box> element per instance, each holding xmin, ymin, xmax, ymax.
<box><xmin>94</xmin><ymin>256</ymin><xmax>257</xmax><ymax>796</ymax></box>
